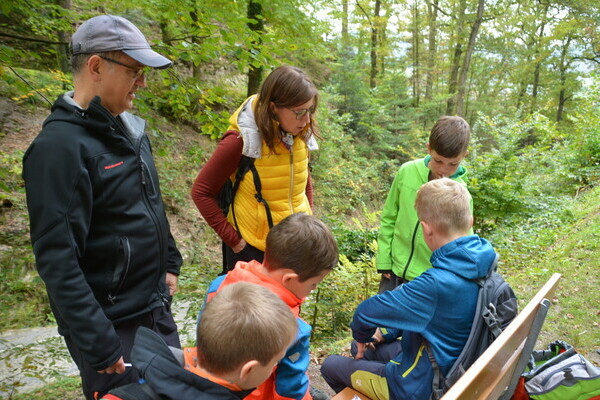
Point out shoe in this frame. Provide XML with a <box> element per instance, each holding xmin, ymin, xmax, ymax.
<box><xmin>310</xmin><ymin>386</ymin><xmax>331</xmax><ymax>400</ymax></box>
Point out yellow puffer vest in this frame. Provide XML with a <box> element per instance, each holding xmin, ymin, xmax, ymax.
<box><xmin>226</xmin><ymin>96</ymin><xmax>315</xmax><ymax>251</ymax></box>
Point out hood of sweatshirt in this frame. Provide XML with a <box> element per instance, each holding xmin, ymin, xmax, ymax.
<box><xmin>44</xmin><ymin>92</ymin><xmax>146</xmax><ymax>144</ymax></box>
<box><xmin>430</xmin><ymin>235</ymin><xmax>496</xmax><ymax>280</ymax></box>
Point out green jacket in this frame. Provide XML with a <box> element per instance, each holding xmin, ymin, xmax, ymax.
<box><xmin>375</xmin><ymin>157</ymin><xmax>470</xmax><ymax>281</ymax></box>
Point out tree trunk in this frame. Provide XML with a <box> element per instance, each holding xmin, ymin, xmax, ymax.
<box><xmin>56</xmin><ymin>0</ymin><xmax>71</xmax><ymax>75</ymax></box>
<box><xmin>556</xmin><ymin>37</ymin><xmax>572</xmax><ymax>122</ymax></box>
<box><xmin>425</xmin><ymin>0</ymin><xmax>438</xmax><ymax>101</ymax></box>
<box><xmin>369</xmin><ymin>0</ymin><xmax>381</xmax><ymax>89</ymax></box>
<box><xmin>189</xmin><ymin>6</ymin><xmax>203</xmax><ymax>80</ymax></box>
<box><xmin>246</xmin><ymin>0</ymin><xmax>264</xmax><ymax>97</ymax></box>
<box><xmin>446</xmin><ymin>0</ymin><xmax>467</xmax><ymax>115</ymax></box>
<box><xmin>342</xmin><ymin>0</ymin><xmax>349</xmax><ymax>48</ymax></box>
<box><xmin>530</xmin><ymin>2</ymin><xmax>550</xmax><ymax>113</ymax></box>
<box><xmin>412</xmin><ymin>0</ymin><xmax>420</xmax><ymax>106</ymax></box>
<box><xmin>456</xmin><ymin>0</ymin><xmax>485</xmax><ymax>117</ymax></box>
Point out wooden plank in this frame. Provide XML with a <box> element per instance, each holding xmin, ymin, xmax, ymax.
<box><xmin>441</xmin><ymin>273</ymin><xmax>561</xmax><ymax>400</ymax></box>
<box><xmin>331</xmin><ymin>387</ymin><xmax>372</xmax><ymax>400</ymax></box>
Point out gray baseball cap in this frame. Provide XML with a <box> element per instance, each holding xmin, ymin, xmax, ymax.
<box><xmin>71</xmin><ymin>15</ymin><xmax>172</xmax><ymax>69</ymax></box>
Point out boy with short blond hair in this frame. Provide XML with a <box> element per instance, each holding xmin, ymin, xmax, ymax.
<box><xmin>376</xmin><ymin>115</ymin><xmax>472</xmax><ymax>290</ymax></box>
<box><xmin>188</xmin><ymin>282</ymin><xmax>298</xmax><ymax>392</ymax></box>
<box><xmin>102</xmin><ymin>282</ymin><xmax>297</xmax><ymax>400</ymax></box>
<box><xmin>204</xmin><ymin>212</ymin><xmax>338</xmax><ymax>400</ymax></box>
<box><xmin>322</xmin><ymin>179</ymin><xmax>497</xmax><ymax>400</ymax></box>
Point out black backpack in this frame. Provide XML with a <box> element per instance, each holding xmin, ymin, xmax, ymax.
<box><xmin>429</xmin><ymin>253</ymin><xmax>518</xmax><ymax>399</ymax></box>
<box><xmin>216</xmin><ymin>155</ymin><xmax>273</xmax><ymax>230</ymax></box>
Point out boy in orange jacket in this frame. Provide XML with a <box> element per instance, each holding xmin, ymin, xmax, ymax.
<box><xmin>202</xmin><ymin>212</ymin><xmax>339</xmax><ymax>400</ymax></box>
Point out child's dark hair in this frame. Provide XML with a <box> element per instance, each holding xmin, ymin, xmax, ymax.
<box><xmin>264</xmin><ymin>213</ymin><xmax>338</xmax><ymax>281</ymax></box>
<box><xmin>429</xmin><ymin>116</ymin><xmax>470</xmax><ymax>158</ymax></box>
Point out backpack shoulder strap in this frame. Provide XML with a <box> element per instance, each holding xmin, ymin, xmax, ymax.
<box><xmin>247</xmin><ymin>162</ymin><xmax>274</xmax><ymax>228</ymax></box>
<box><xmin>231</xmin><ymin>156</ymin><xmax>274</xmax><ymax>232</ymax></box>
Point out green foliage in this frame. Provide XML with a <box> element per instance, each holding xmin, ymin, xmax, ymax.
<box><xmin>7</xmin><ymin>376</ymin><xmax>81</xmax><ymax>400</ymax></box>
<box><xmin>498</xmin><ymin>185</ymin><xmax>600</xmax><ymax>357</ymax></box>
<box><xmin>0</xmin><ymin>1</ymin><xmax>72</xmax><ymax>71</ymax></box>
<box><xmin>311</xmin><ymin>91</ymin><xmax>401</xmax><ymax>218</ymax></box>
<box><xmin>468</xmin><ymin>112</ymin><xmax>577</xmax><ymax>236</ymax></box>
<box><xmin>561</xmin><ymin>77</ymin><xmax>600</xmax><ymax>187</ymax></box>
<box><xmin>0</xmin><ymin>67</ymin><xmax>68</xmax><ymax>108</ymax></box>
<box><xmin>304</xmin><ymin>245</ymin><xmax>379</xmax><ymax>343</ymax></box>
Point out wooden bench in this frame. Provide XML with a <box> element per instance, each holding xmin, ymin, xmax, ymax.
<box><xmin>332</xmin><ymin>273</ymin><xmax>562</xmax><ymax>400</ymax></box>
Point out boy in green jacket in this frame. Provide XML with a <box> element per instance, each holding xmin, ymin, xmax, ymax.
<box><xmin>376</xmin><ymin>116</ymin><xmax>471</xmax><ymax>291</ymax></box>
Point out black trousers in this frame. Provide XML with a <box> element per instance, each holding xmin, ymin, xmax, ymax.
<box><xmin>221</xmin><ymin>241</ymin><xmax>264</xmax><ymax>275</ymax></box>
<box><xmin>377</xmin><ymin>271</ymin><xmax>408</xmax><ymax>294</ymax></box>
<box><xmin>64</xmin><ymin>304</ymin><xmax>180</xmax><ymax>400</ymax></box>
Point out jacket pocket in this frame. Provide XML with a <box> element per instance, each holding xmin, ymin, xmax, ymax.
<box><xmin>107</xmin><ymin>236</ymin><xmax>131</xmax><ymax>304</ymax></box>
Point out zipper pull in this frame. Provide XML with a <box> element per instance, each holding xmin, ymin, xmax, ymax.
<box><xmin>139</xmin><ymin>162</ymin><xmax>146</xmax><ymax>185</ymax></box>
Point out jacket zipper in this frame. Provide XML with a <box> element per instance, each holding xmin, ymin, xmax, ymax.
<box><xmin>402</xmin><ymin>343</ymin><xmax>426</xmax><ymax>378</ymax></box>
<box><xmin>401</xmin><ymin>221</ymin><xmax>421</xmax><ymax>280</ymax></box>
<box><xmin>288</xmin><ymin>149</ymin><xmax>294</xmax><ymax>212</ymax></box>
<box><xmin>108</xmin><ymin>236</ymin><xmax>131</xmax><ymax>304</ymax></box>
<box><xmin>136</xmin><ymin>138</ymin><xmax>167</xmax><ymax>298</ymax></box>
<box><xmin>91</xmin><ymin>102</ymin><xmax>168</xmax><ymax>302</ymax></box>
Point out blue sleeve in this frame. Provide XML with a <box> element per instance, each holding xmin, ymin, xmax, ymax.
<box><xmin>273</xmin><ymin>318</ymin><xmax>311</xmax><ymax>400</ymax></box>
<box><xmin>351</xmin><ymin>274</ymin><xmax>439</xmax><ymax>343</ymax></box>
<box><xmin>195</xmin><ymin>276</ymin><xmax>226</xmax><ymax>328</ymax></box>
<box><xmin>380</xmin><ymin>327</ymin><xmax>402</xmax><ymax>342</ymax></box>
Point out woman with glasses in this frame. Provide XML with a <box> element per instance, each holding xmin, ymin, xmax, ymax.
<box><xmin>192</xmin><ymin>66</ymin><xmax>321</xmax><ymax>274</ymax></box>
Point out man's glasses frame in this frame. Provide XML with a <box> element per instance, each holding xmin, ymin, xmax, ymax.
<box><xmin>99</xmin><ymin>55</ymin><xmax>149</xmax><ymax>79</ymax></box>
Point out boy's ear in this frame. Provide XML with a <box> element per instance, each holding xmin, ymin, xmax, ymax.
<box><xmin>421</xmin><ymin>220</ymin><xmax>433</xmax><ymax>239</ymax></box>
<box><xmin>426</xmin><ymin>142</ymin><xmax>431</xmax><ymax>153</ymax></box>
<box><xmin>281</xmin><ymin>271</ymin><xmax>300</xmax><ymax>285</ymax></box>
<box><xmin>239</xmin><ymin>359</ymin><xmax>260</xmax><ymax>382</ymax></box>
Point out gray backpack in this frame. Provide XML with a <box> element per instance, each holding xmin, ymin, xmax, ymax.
<box><xmin>429</xmin><ymin>253</ymin><xmax>518</xmax><ymax>399</ymax></box>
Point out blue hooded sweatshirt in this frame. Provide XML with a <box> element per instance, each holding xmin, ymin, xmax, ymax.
<box><xmin>351</xmin><ymin>235</ymin><xmax>496</xmax><ymax>400</ymax></box>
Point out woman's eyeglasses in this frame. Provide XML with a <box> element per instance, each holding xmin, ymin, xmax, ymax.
<box><xmin>286</xmin><ymin>106</ymin><xmax>316</xmax><ymax>120</ymax></box>
<box><xmin>99</xmin><ymin>55</ymin><xmax>149</xmax><ymax>80</ymax></box>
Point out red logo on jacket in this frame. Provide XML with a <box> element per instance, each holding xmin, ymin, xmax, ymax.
<box><xmin>104</xmin><ymin>161</ymin><xmax>124</xmax><ymax>170</ymax></box>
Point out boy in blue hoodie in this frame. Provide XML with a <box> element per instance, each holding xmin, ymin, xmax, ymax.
<box><xmin>321</xmin><ymin>178</ymin><xmax>497</xmax><ymax>400</ymax></box>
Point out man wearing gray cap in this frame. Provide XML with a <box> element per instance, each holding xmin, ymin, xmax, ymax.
<box><xmin>22</xmin><ymin>15</ymin><xmax>182</xmax><ymax>399</ymax></box>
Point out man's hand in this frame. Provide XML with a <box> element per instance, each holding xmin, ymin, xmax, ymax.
<box><xmin>166</xmin><ymin>272</ymin><xmax>178</xmax><ymax>296</ymax></box>
<box><xmin>98</xmin><ymin>356</ymin><xmax>126</xmax><ymax>374</ymax></box>
<box><xmin>382</xmin><ymin>272</ymin><xmax>392</xmax><ymax>279</ymax></box>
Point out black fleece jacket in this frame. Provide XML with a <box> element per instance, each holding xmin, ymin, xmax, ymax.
<box><xmin>23</xmin><ymin>94</ymin><xmax>182</xmax><ymax>370</ymax></box>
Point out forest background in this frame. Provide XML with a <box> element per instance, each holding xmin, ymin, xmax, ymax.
<box><xmin>1</xmin><ymin>0</ymin><xmax>599</xmax><ymax>397</ymax></box>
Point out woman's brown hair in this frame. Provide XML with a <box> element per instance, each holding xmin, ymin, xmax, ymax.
<box><xmin>255</xmin><ymin>66</ymin><xmax>320</xmax><ymax>153</ymax></box>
